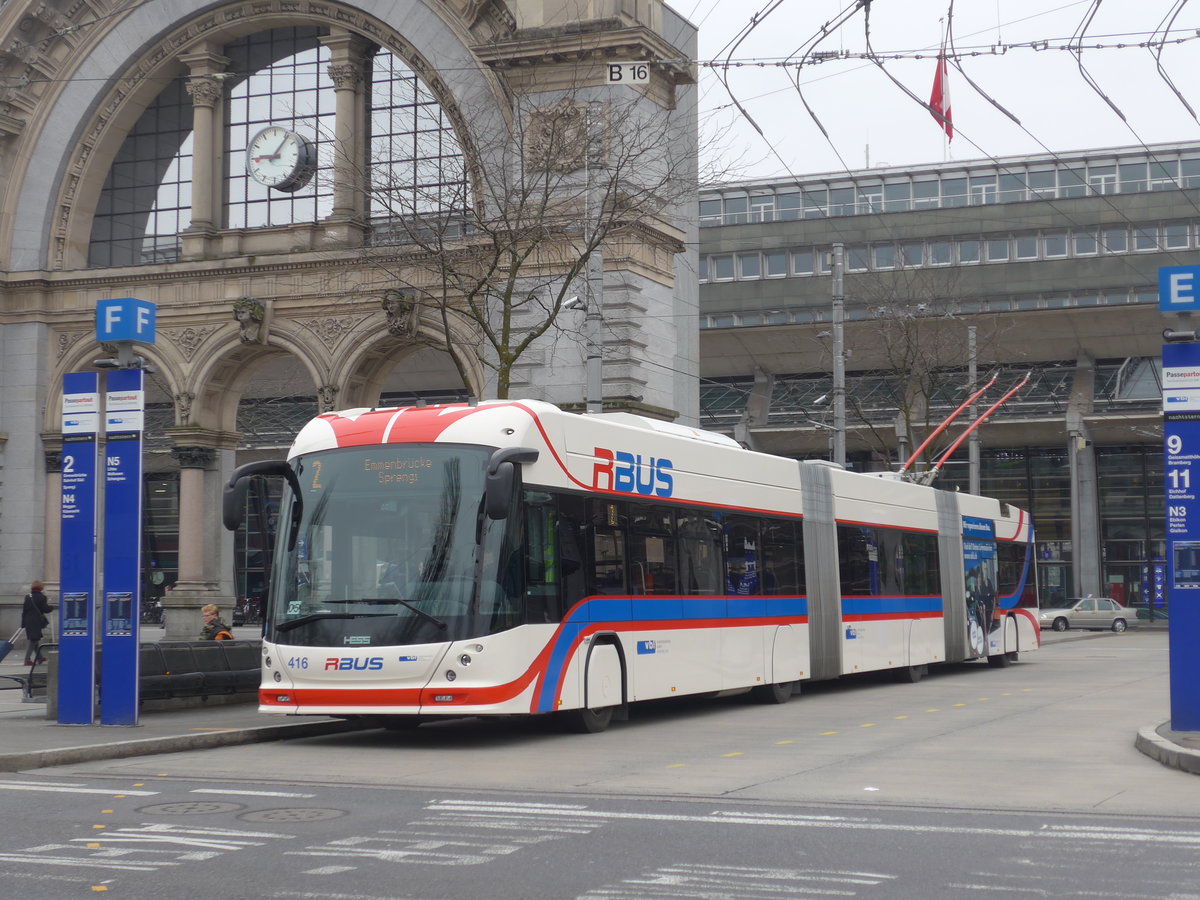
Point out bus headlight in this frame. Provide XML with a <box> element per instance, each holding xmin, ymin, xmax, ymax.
<box><xmin>445</xmin><ymin>670</ymin><xmax>457</xmax><ymax>682</ymax></box>
<box><xmin>459</xmin><ymin>654</ymin><xmax>472</xmax><ymax>666</ymax></box>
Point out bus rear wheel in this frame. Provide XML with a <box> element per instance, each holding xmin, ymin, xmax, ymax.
<box><xmin>562</xmin><ymin>705</ymin><xmax>615</xmax><ymax>733</ymax></box>
<box><xmin>752</xmin><ymin>681</ymin><xmax>795</xmax><ymax>704</ymax></box>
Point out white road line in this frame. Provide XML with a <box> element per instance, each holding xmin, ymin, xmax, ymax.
<box><xmin>0</xmin><ymin>784</ymin><xmax>158</xmax><ymax>796</ymax></box>
<box><xmin>190</xmin><ymin>788</ymin><xmax>316</xmax><ymax>798</ymax></box>
<box><xmin>302</xmin><ymin>866</ymin><xmax>358</xmax><ymax>875</ymax></box>
<box><xmin>426</xmin><ymin>801</ymin><xmax>1200</xmax><ymax>846</ymax></box>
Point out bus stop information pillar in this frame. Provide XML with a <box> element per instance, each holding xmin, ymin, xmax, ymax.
<box><xmin>1160</xmin><ymin>265</ymin><xmax>1200</xmax><ymax>732</ymax></box>
<box><xmin>58</xmin><ymin>373</ymin><xmax>100</xmax><ymax>724</ymax></box>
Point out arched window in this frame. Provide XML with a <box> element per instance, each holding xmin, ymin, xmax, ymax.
<box><xmin>87</xmin><ymin>26</ymin><xmax>469</xmax><ymax>267</ymax></box>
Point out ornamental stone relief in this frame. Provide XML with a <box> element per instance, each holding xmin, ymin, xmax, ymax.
<box><xmin>298</xmin><ymin>314</ymin><xmax>366</xmax><ymax>353</ymax></box>
<box><xmin>160</xmin><ymin>325</ymin><xmax>219</xmax><ymax>362</ymax></box>
<box><xmin>525</xmin><ymin>98</ymin><xmax>588</xmax><ymax>174</ymax></box>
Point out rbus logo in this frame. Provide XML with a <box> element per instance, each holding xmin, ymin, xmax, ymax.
<box><xmin>325</xmin><ymin>657</ymin><xmax>384</xmax><ymax>671</ymax></box>
<box><xmin>592</xmin><ymin>447</ymin><xmax>674</xmax><ymax>497</ymax></box>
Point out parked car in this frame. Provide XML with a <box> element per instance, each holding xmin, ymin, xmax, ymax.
<box><xmin>1038</xmin><ymin>596</ymin><xmax>1136</xmax><ymax>632</ymax></box>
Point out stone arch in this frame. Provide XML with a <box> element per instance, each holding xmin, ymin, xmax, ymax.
<box><xmin>3</xmin><ymin>0</ymin><xmax>513</xmax><ymax>271</ymax></box>
<box><xmin>43</xmin><ymin>340</ymin><xmax>185</xmax><ymax>436</ymax></box>
<box><xmin>185</xmin><ymin>323</ymin><xmax>329</xmax><ymax>434</ymax></box>
<box><xmin>331</xmin><ymin>304</ymin><xmax>485</xmax><ymax>407</ymax></box>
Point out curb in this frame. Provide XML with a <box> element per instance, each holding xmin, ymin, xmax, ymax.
<box><xmin>0</xmin><ymin>718</ymin><xmax>371</xmax><ymax>773</ymax></box>
<box><xmin>1135</xmin><ymin>723</ymin><xmax>1200</xmax><ymax>776</ymax></box>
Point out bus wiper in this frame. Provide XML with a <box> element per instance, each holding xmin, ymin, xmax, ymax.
<box><xmin>275</xmin><ymin>612</ymin><xmax>394</xmax><ymax>633</ymax></box>
<box><xmin>322</xmin><ymin>597</ymin><xmax>448</xmax><ymax>630</ymax></box>
<box><xmin>375</xmin><ymin>598</ymin><xmax>447</xmax><ymax>630</ymax></box>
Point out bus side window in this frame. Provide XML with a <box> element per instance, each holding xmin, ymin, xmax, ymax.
<box><xmin>837</xmin><ymin>525</ymin><xmax>875</xmax><ymax>595</ymax></box>
<box><xmin>521</xmin><ymin>493</ymin><xmax>557</xmax><ymax>623</ymax></box>
<box><xmin>677</xmin><ymin>511</ymin><xmax>723</xmax><ymax>594</ymax></box>
<box><xmin>630</xmin><ymin>505</ymin><xmax>676</xmax><ymax>594</ymax></box>
<box><xmin>555</xmin><ymin>494</ymin><xmax>588</xmax><ymax>617</ymax></box>
<box><xmin>723</xmin><ymin>515</ymin><xmax>761</xmax><ymax>595</ymax></box>
<box><xmin>589</xmin><ymin>499</ymin><xmax>627</xmax><ymax>595</ymax></box>
<box><xmin>762</xmin><ymin>519</ymin><xmax>802</xmax><ymax>595</ymax></box>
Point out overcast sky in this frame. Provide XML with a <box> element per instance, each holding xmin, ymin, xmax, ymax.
<box><xmin>681</xmin><ymin>0</ymin><xmax>1200</xmax><ymax>181</ymax></box>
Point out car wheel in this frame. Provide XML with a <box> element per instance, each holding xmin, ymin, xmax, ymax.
<box><xmin>1052</xmin><ymin>618</ymin><xmax>1069</xmax><ymax>632</ymax></box>
<box><xmin>1112</xmin><ymin>619</ymin><xmax>1127</xmax><ymax>633</ymax></box>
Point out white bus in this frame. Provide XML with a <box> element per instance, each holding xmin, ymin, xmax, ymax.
<box><xmin>224</xmin><ymin>400</ymin><xmax>1039</xmax><ymax>732</ymax></box>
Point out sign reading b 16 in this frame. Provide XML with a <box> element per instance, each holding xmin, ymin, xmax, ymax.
<box><xmin>606</xmin><ymin>62</ymin><xmax>650</xmax><ymax>85</ymax></box>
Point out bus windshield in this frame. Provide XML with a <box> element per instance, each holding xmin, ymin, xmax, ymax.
<box><xmin>266</xmin><ymin>445</ymin><xmax>522</xmax><ymax>647</ymax></box>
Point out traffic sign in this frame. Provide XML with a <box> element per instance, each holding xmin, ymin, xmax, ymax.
<box><xmin>96</xmin><ymin>297</ymin><xmax>156</xmax><ymax>343</ymax></box>
<box><xmin>1159</xmin><ymin>266</ymin><xmax>1200</xmax><ymax>312</ymax></box>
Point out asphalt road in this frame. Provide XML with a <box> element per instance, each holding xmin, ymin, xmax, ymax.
<box><xmin>2</xmin><ymin>630</ymin><xmax>1197</xmax><ymax>898</ymax></box>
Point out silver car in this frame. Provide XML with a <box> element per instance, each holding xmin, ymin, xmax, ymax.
<box><xmin>1038</xmin><ymin>596</ymin><xmax>1136</xmax><ymax>632</ymax></box>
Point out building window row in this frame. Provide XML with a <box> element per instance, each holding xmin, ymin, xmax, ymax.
<box><xmin>699</xmin><ymin>288</ymin><xmax>1160</xmax><ymax>329</ymax></box>
<box><xmin>699</xmin><ymin>152</ymin><xmax>1200</xmax><ymax>226</ymax></box>
<box><xmin>699</xmin><ymin>221</ymin><xmax>1200</xmax><ymax>283</ymax></box>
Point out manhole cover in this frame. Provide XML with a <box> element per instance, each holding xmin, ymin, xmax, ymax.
<box><xmin>239</xmin><ymin>808</ymin><xmax>346</xmax><ymax>822</ymax></box>
<box><xmin>138</xmin><ymin>801</ymin><xmax>244</xmax><ymax>815</ymax></box>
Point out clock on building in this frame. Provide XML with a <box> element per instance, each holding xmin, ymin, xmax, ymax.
<box><xmin>245</xmin><ymin>125</ymin><xmax>316</xmax><ymax>192</ymax></box>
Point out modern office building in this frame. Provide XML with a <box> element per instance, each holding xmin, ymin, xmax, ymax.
<box><xmin>697</xmin><ymin>141</ymin><xmax>1200</xmax><ymax>608</ymax></box>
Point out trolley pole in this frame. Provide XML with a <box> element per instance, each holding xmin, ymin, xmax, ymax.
<box><xmin>831</xmin><ymin>243</ymin><xmax>846</xmax><ymax>468</ymax></box>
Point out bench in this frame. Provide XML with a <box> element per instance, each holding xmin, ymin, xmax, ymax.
<box><xmin>43</xmin><ymin>640</ymin><xmax>262</xmax><ymax>716</ymax></box>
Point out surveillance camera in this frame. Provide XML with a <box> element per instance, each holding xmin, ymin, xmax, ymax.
<box><xmin>563</xmin><ymin>296</ymin><xmax>583</xmax><ymax>310</ymax></box>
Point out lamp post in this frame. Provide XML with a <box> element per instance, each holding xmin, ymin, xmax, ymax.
<box><xmin>831</xmin><ymin>243</ymin><xmax>846</xmax><ymax>467</ymax></box>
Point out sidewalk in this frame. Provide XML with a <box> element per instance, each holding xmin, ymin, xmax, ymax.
<box><xmin>1</xmin><ymin>627</ymin><xmax>1198</xmax><ymax>776</ymax></box>
<box><xmin>0</xmin><ymin>624</ymin><xmax>365</xmax><ymax>773</ymax></box>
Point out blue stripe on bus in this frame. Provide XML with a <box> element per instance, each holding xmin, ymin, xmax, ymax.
<box><xmin>840</xmin><ymin>595</ymin><xmax>943</xmax><ymax>616</ymax></box>
<box><xmin>535</xmin><ymin>594</ymin><xmax>810</xmax><ymax>713</ymax></box>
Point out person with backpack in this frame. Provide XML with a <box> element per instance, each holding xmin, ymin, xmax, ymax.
<box><xmin>199</xmin><ymin>603</ymin><xmax>233</xmax><ymax>640</ymax></box>
<box><xmin>21</xmin><ymin>580</ymin><xmax>54</xmax><ymax>665</ymax></box>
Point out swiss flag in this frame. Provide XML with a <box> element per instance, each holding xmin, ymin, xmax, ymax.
<box><xmin>929</xmin><ymin>47</ymin><xmax>953</xmax><ymax>140</ymax></box>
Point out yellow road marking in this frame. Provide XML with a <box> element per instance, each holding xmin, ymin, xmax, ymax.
<box><xmin>775</xmin><ymin>740</ymin><xmax>795</xmax><ymax>745</ymax></box>
<box><xmin>894</xmin><ymin>715</ymin><xmax>909</xmax><ymax>720</ymax></box>
<box><xmin>860</xmin><ymin>723</ymin><xmax>876</xmax><ymax>728</ymax></box>
<box><xmin>953</xmin><ymin>703</ymin><xmax>966</xmax><ymax>707</ymax></box>
<box><xmin>666</xmin><ymin>763</ymin><xmax>686</xmax><ymax>768</ymax></box>
<box><xmin>820</xmin><ymin>731</ymin><xmax>839</xmax><ymax>736</ymax></box>
<box><xmin>722</xmin><ymin>751</ymin><xmax>744</xmax><ymax>758</ymax></box>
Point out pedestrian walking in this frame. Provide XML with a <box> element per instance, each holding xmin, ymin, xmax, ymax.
<box><xmin>21</xmin><ymin>580</ymin><xmax>54</xmax><ymax>665</ymax></box>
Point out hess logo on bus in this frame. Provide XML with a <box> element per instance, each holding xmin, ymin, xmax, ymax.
<box><xmin>592</xmin><ymin>447</ymin><xmax>674</xmax><ymax>497</ymax></box>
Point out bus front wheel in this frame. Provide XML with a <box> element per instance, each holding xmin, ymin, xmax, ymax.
<box><xmin>563</xmin><ymin>705</ymin><xmax>615</xmax><ymax>733</ymax></box>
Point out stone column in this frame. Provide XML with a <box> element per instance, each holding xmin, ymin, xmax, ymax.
<box><xmin>41</xmin><ymin>440</ymin><xmax>63</xmax><ymax>596</ymax></box>
<box><xmin>180</xmin><ymin>47</ymin><xmax>229</xmax><ymax>259</ymax></box>
<box><xmin>163</xmin><ymin>444</ymin><xmax>219</xmax><ymax>639</ymax></box>
<box><xmin>321</xmin><ymin>30</ymin><xmax>370</xmax><ymax>245</ymax></box>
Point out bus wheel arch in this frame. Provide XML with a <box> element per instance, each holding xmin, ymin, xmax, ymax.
<box><xmin>562</xmin><ymin>632</ymin><xmax>626</xmax><ymax>733</ymax></box>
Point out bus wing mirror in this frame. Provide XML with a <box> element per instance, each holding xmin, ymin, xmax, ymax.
<box><xmin>485</xmin><ymin>447</ymin><xmax>539</xmax><ymax>520</ymax></box>
<box><xmin>222</xmin><ymin>459</ymin><xmax>304</xmax><ymax>550</ymax></box>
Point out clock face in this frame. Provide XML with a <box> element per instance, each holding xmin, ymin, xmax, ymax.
<box><xmin>246</xmin><ymin>126</ymin><xmax>315</xmax><ymax>192</ymax></box>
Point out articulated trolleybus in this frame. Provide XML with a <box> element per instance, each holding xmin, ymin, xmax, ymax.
<box><xmin>224</xmin><ymin>400</ymin><xmax>1038</xmax><ymax>732</ymax></box>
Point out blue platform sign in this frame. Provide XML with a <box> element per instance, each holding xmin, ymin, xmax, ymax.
<box><xmin>100</xmin><ymin>368</ymin><xmax>143</xmax><ymax>726</ymax></box>
<box><xmin>1163</xmin><ymin>389</ymin><xmax>1200</xmax><ymax>731</ymax></box>
<box><xmin>58</xmin><ymin>372</ymin><xmax>100</xmax><ymax>724</ymax></box>
<box><xmin>1160</xmin><ymin>266</ymin><xmax>1200</xmax><ymax>313</ymax></box>
<box><xmin>96</xmin><ymin>298</ymin><xmax>156</xmax><ymax>344</ymax></box>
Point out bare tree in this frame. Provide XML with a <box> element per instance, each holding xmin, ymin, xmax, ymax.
<box><xmin>842</xmin><ymin>265</ymin><xmax>1014</xmax><ymax>470</ymax></box>
<box><xmin>355</xmin><ymin>86</ymin><xmax>702</xmax><ymax>400</ymax></box>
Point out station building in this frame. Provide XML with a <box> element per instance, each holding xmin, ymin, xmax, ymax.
<box><xmin>0</xmin><ymin>0</ymin><xmax>698</xmax><ymax>637</ymax></box>
<box><xmin>698</xmin><ymin>142</ymin><xmax>1200</xmax><ymax>608</ymax></box>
